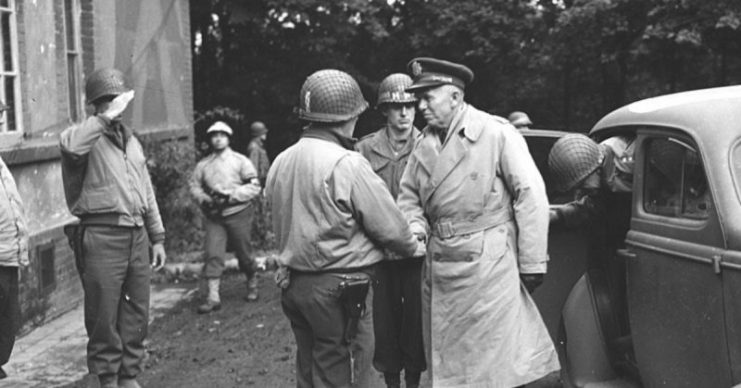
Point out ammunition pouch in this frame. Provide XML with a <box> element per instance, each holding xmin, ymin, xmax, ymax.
<box><xmin>338</xmin><ymin>277</ymin><xmax>370</xmax><ymax>344</ymax></box>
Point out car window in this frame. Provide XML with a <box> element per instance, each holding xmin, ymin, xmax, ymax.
<box><xmin>644</xmin><ymin>137</ymin><xmax>711</xmax><ymax>219</ymax></box>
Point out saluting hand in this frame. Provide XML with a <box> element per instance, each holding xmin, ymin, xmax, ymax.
<box><xmin>151</xmin><ymin>242</ymin><xmax>167</xmax><ymax>271</ymax></box>
<box><xmin>100</xmin><ymin>90</ymin><xmax>135</xmax><ymax>121</ymax></box>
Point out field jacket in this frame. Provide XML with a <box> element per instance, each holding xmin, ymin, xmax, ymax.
<box><xmin>355</xmin><ymin>126</ymin><xmax>420</xmax><ymax>200</ymax></box>
<box><xmin>266</xmin><ymin>128</ymin><xmax>417</xmax><ymax>272</ymax></box>
<box><xmin>0</xmin><ymin>157</ymin><xmax>28</xmax><ymax>267</ymax></box>
<box><xmin>59</xmin><ymin>116</ymin><xmax>165</xmax><ymax>243</ymax></box>
<box><xmin>247</xmin><ymin>139</ymin><xmax>270</xmax><ymax>186</ymax></box>
<box><xmin>190</xmin><ymin>147</ymin><xmax>259</xmax><ymax>217</ymax></box>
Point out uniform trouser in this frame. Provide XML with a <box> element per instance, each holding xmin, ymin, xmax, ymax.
<box><xmin>0</xmin><ymin>266</ymin><xmax>19</xmax><ymax>367</ymax></box>
<box><xmin>282</xmin><ymin>271</ymin><xmax>374</xmax><ymax>388</ymax></box>
<box><xmin>372</xmin><ymin>258</ymin><xmax>426</xmax><ymax>375</ymax></box>
<box><xmin>78</xmin><ymin>225</ymin><xmax>150</xmax><ymax>378</ymax></box>
<box><xmin>203</xmin><ymin>206</ymin><xmax>255</xmax><ymax>279</ymax></box>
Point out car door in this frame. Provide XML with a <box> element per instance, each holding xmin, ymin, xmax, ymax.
<box><xmin>523</xmin><ymin>130</ymin><xmax>590</xmax><ymax>338</ymax></box>
<box><xmin>625</xmin><ymin>131</ymin><xmax>733</xmax><ymax>387</ymax></box>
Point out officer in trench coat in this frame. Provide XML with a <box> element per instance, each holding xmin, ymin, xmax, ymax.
<box><xmin>396</xmin><ymin>57</ymin><xmax>560</xmax><ymax>387</ymax></box>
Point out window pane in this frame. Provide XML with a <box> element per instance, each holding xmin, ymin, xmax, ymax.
<box><xmin>1</xmin><ymin>12</ymin><xmax>11</xmax><ymax>72</ymax></box>
<box><xmin>67</xmin><ymin>54</ymin><xmax>79</xmax><ymax>121</ymax></box>
<box><xmin>680</xmin><ymin>148</ymin><xmax>711</xmax><ymax>219</ymax></box>
<box><xmin>644</xmin><ymin>138</ymin><xmax>683</xmax><ymax>216</ymax></box>
<box><xmin>4</xmin><ymin>75</ymin><xmax>15</xmax><ymax>131</ymax></box>
<box><xmin>64</xmin><ymin>0</ymin><xmax>75</xmax><ymax>50</ymax></box>
<box><xmin>644</xmin><ymin>138</ymin><xmax>710</xmax><ymax>219</ymax></box>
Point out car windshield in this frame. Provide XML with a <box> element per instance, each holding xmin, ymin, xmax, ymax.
<box><xmin>734</xmin><ymin>142</ymin><xmax>741</xmax><ymax>203</ymax></box>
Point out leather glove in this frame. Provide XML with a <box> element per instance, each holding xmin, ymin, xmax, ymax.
<box><xmin>520</xmin><ymin>273</ymin><xmax>544</xmax><ymax>294</ymax></box>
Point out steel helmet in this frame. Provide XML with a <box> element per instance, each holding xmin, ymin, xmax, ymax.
<box><xmin>296</xmin><ymin>69</ymin><xmax>369</xmax><ymax>123</ymax></box>
<box><xmin>206</xmin><ymin>121</ymin><xmax>233</xmax><ymax>136</ymax></box>
<box><xmin>508</xmin><ymin>111</ymin><xmax>532</xmax><ymax>127</ymax></box>
<box><xmin>85</xmin><ymin>68</ymin><xmax>129</xmax><ymax>105</ymax></box>
<box><xmin>548</xmin><ymin>133</ymin><xmax>603</xmax><ymax>192</ymax></box>
<box><xmin>377</xmin><ymin>73</ymin><xmax>416</xmax><ymax>106</ymax></box>
<box><xmin>250</xmin><ymin>121</ymin><xmax>268</xmax><ymax>137</ymax></box>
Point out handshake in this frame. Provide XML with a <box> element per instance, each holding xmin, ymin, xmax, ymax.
<box><xmin>412</xmin><ymin>233</ymin><xmax>426</xmax><ymax>258</ymax></box>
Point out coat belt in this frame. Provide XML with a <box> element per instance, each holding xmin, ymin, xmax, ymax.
<box><xmin>432</xmin><ymin>207</ymin><xmax>513</xmax><ymax>239</ymax></box>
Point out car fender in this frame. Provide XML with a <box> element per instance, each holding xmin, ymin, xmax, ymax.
<box><xmin>560</xmin><ymin>272</ymin><xmax>618</xmax><ymax>387</ymax></box>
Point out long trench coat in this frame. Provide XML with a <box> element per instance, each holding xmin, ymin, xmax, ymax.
<box><xmin>397</xmin><ymin>104</ymin><xmax>559</xmax><ymax>387</ymax></box>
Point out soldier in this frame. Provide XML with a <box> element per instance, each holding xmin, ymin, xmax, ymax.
<box><xmin>355</xmin><ymin>73</ymin><xmax>426</xmax><ymax>388</ymax></box>
<box><xmin>265</xmin><ymin>69</ymin><xmax>425</xmax><ymax>388</ymax></box>
<box><xmin>0</xmin><ymin>100</ymin><xmax>28</xmax><ymax>380</ymax></box>
<box><xmin>397</xmin><ymin>58</ymin><xmax>559</xmax><ymax>387</ymax></box>
<box><xmin>508</xmin><ymin>111</ymin><xmax>533</xmax><ymax>131</ymax></box>
<box><xmin>548</xmin><ymin>133</ymin><xmax>635</xmax><ymax>227</ymax></box>
<box><xmin>247</xmin><ymin>121</ymin><xmax>270</xmax><ymax>188</ymax></box>
<box><xmin>60</xmin><ymin>68</ymin><xmax>167</xmax><ymax>388</ymax></box>
<box><xmin>190</xmin><ymin>121</ymin><xmax>262</xmax><ymax>313</ymax></box>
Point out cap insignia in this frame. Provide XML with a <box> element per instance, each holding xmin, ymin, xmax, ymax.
<box><xmin>304</xmin><ymin>91</ymin><xmax>311</xmax><ymax>112</ymax></box>
<box><xmin>411</xmin><ymin>61</ymin><xmax>422</xmax><ymax>76</ymax></box>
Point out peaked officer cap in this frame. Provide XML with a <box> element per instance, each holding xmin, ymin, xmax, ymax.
<box><xmin>406</xmin><ymin>57</ymin><xmax>474</xmax><ymax>92</ymax></box>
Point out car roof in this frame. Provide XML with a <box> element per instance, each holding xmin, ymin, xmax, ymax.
<box><xmin>521</xmin><ymin>128</ymin><xmax>570</xmax><ymax>138</ymax></box>
<box><xmin>591</xmin><ymin>85</ymin><xmax>741</xmax><ymax>249</ymax></box>
<box><xmin>591</xmin><ymin>85</ymin><xmax>741</xmax><ymax>140</ymax></box>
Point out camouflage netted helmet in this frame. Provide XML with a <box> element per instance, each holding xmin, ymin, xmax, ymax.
<box><xmin>548</xmin><ymin>133</ymin><xmax>603</xmax><ymax>192</ymax></box>
<box><xmin>297</xmin><ymin>69</ymin><xmax>369</xmax><ymax>123</ymax></box>
<box><xmin>85</xmin><ymin>68</ymin><xmax>129</xmax><ymax>105</ymax></box>
<box><xmin>377</xmin><ymin>73</ymin><xmax>416</xmax><ymax>106</ymax></box>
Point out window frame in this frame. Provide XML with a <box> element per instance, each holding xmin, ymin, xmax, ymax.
<box><xmin>630</xmin><ymin>126</ymin><xmax>726</xmax><ymax>246</ymax></box>
<box><xmin>63</xmin><ymin>0</ymin><xmax>82</xmax><ymax>122</ymax></box>
<box><xmin>643</xmin><ymin>135</ymin><xmax>712</xmax><ymax>221</ymax></box>
<box><xmin>0</xmin><ymin>0</ymin><xmax>23</xmax><ymax>142</ymax></box>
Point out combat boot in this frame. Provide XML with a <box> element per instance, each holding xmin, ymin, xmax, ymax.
<box><xmin>405</xmin><ymin>370</ymin><xmax>421</xmax><ymax>388</ymax></box>
<box><xmin>118</xmin><ymin>376</ymin><xmax>141</xmax><ymax>388</ymax></box>
<box><xmin>197</xmin><ymin>278</ymin><xmax>222</xmax><ymax>314</ymax></box>
<box><xmin>97</xmin><ymin>374</ymin><xmax>117</xmax><ymax>388</ymax></box>
<box><xmin>245</xmin><ymin>275</ymin><xmax>259</xmax><ymax>301</ymax></box>
<box><xmin>384</xmin><ymin>372</ymin><xmax>401</xmax><ymax>388</ymax></box>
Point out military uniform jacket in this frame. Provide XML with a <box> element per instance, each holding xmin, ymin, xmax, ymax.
<box><xmin>247</xmin><ymin>139</ymin><xmax>270</xmax><ymax>185</ymax></box>
<box><xmin>397</xmin><ymin>104</ymin><xmax>559</xmax><ymax>387</ymax></box>
<box><xmin>60</xmin><ymin>116</ymin><xmax>165</xmax><ymax>243</ymax></box>
<box><xmin>190</xmin><ymin>147</ymin><xmax>259</xmax><ymax>217</ymax></box>
<box><xmin>266</xmin><ymin>129</ymin><xmax>417</xmax><ymax>272</ymax></box>
<box><xmin>0</xmin><ymin>157</ymin><xmax>28</xmax><ymax>267</ymax></box>
<box><xmin>355</xmin><ymin>126</ymin><xmax>420</xmax><ymax>199</ymax></box>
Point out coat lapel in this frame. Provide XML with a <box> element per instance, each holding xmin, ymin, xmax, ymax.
<box><xmin>422</xmin><ymin>129</ymin><xmax>468</xmax><ymax>204</ymax></box>
<box><xmin>419</xmin><ymin>105</ymin><xmax>486</xmax><ymax>205</ymax></box>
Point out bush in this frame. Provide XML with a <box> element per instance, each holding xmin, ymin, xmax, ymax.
<box><xmin>143</xmin><ymin>107</ymin><xmax>276</xmax><ymax>261</ymax></box>
<box><xmin>143</xmin><ymin>137</ymin><xmax>204</xmax><ymax>258</ymax></box>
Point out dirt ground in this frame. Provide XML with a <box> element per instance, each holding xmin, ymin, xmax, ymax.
<box><xmin>63</xmin><ymin>271</ymin><xmax>561</xmax><ymax>388</ymax></box>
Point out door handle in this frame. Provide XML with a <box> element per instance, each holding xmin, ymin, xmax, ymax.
<box><xmin>617</xmin><ymin>248</ymin><xmax>637</xmax><ymax>260</ymax></box>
